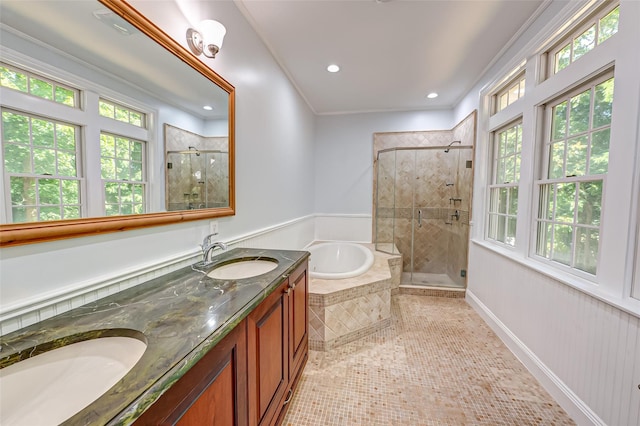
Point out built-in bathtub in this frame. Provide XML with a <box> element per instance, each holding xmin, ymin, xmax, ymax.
<box><xmin>308</xmin><ymin>242</ymin><xmax>375</xmax><ymax>280</ymax></box>
<box><xmin>305</xmin><ymin>242</ymin><xmax>402</xmax><ymax>351</ymax></box>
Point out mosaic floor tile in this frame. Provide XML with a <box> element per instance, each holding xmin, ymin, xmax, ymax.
<box><xmin>283</xmin><ymin>294</ymin><xmax>574</xmax><ymax>426</ymax></box>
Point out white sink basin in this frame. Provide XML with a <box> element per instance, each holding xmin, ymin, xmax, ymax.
<box><xmin>0</xmin><ymin>336</ymin><xmax>146</xmax><ymax>426</ymax></box>
<box><xmin>207</xmin><ymin>259</ymin><xmax>278</xmax><ymax>280</ymax></box>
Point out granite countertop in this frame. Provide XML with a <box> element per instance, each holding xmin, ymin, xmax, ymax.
<box><xmin>0</xmin><ymin>247</ymin><xmax>309</xmax><ymax>425</ymax></box>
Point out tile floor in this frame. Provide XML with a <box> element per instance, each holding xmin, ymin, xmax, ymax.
<box><xmin>283</xmin><ymin>294</ymin><xmax>574</xmax><ymax>425</ymax></box>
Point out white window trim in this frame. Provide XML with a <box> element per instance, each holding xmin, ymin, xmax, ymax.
<box><xmin>475</xmin><ymin>0</ymin><xmax>640</xmax><ymax>316</ymax></box>
<box><xmin>1</xmin><ymin>108</ymin><xmax>84</xmax><ymax>222</ymax></box>
<box><xmin>0</xmin><ymin>48</ymin><xmax>156</xmax><ymax>221</ymax></box>
<box><xmin>545</xmin><ymin>2</ymin><xmax>620</xmax><ymax>79</ymax></box>
<box><xmin>486</xmin><ymin>120</ymin><xmax>523</xmax><ymax>247</ymax></box>
<box><xmin>493</xmin><ymin>73</ymin><xmax>526</xmax><ymax>115</ymax></box>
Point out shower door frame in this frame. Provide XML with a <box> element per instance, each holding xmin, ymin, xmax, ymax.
<box><xmin>374</xmin><ymin>145</ymin><xmax>473</xmax><ymax>288</ymax></box>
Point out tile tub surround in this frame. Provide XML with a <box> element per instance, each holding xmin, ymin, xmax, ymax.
<box><xmin>0</xmin><ymin>248</ymin><xmax>309</xmax><ymax>425</ymax></box>
<box><xmin>283</xmin><ymin>294</ymin><xmax>574</xmax><ymax>425</ymax></box>
<box><xmin>309</xmin><ymin>244</ymin><xmax>401</xmax><ymax>351</ymax></box>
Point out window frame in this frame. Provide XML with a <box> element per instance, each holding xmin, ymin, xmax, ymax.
<box><xmin>1</xmin><ymin>108</ymin><xmax>83</xmax><ymax>223</ymax></box>
<box><xmin>0</xmin><ymin>60</ymin><xmax>153</xmax><ymax>223</ymax></box>
<box><xmin>493</xmin><ymin>73</ymin><xmax>526</xmax><ymax>115</ymax></box>
<box><xmin>544</xmin><ymin>2</ymin><xmax>620</xmax><ymax>79</ymax></box>
<box><xmin>99</xmin><ymin>131</ymin><xmax>147</xmax><ymax>216</ymax></box>
<box><xmin>0</xmin><ymin>63</ymin><xmax>80</xmax><ymax>109</ymax></box>
<box><xmin>531</xmin><ymin>70</ymin><xmax>614</xmax><ymax>280</ymax></box>
<box><xmin>475</xmin><ymin>0</ymin><xmax>640</xmax><ymax>313</ymax></box>
<box><xmin>486</xmin><ymin>119</ymin><xmax>523</xmax><ymax>247</ymax></box>
<box><xmin>99</xmin><ymin>98</ymin><xmax>147</xmax><ymax>129</ymax></box>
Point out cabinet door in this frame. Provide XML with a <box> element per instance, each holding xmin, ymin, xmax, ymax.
<box><xmin>135</xmin><ymin>322</ymin><xmax>248</xmax><ymax>426</ymax></box>
<box><xmin>247</xmin><ymin>280</ymin><xmax>290</xmax><ymax>426</ymax></box>
<box><xmin>288</xmin><ymin>262</ymin><xmax>308</xmax><ymax>383</ymax></box>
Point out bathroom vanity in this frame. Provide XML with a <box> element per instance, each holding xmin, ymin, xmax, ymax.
<box><xmin>0</xmin><ymin>248</ymin><xmax>309</xmax><ymax>426</ymax></box>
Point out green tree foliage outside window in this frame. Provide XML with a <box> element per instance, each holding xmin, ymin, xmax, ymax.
<box><xmin>488</xmin><ymin>123</ymin><xmax>522</xmax><ymax>246</ymax></box>
<box><xmin>536</xmin><ymin>76</ymin><xmax>613</xmax><ymax>275</ymax></box>
<box><xmin>98</xmin><ymin>99</ymin><xmax>145</xmax><ymax>128</ymax></box>
<box><xmin>554</xmin><ymin>5</ymin><xmax>619</xmax><ymax>74</ymax></box>
<box><xmin>100</xmin><ymin>133</ymin><xmax>145</xmax><ymax>216</ymax></box>
<box><xmin>2</xmin><ymin>110</ymin><xmax>81</xmax><ymax>222</ymax></box>
<box><xmin>1</xmin><ymin>65</ymin><xmax>76</xmax><ymax>107</ymax></box>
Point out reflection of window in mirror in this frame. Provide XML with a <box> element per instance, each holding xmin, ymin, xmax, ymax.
<box><xmin>1</xmin><ymin>62</ymin><xmax>152</xmax><ymax>223</ymax></box>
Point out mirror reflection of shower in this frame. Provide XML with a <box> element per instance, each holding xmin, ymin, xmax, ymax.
<box><xmin>166</xmin><ymin>149</ymin><xmax>229</xmax><ymax>211</ymax></box>
<box><xmin>164</xmin><ymin>124</ymin><xmax>229</xmax><ymax>211</ymax></box>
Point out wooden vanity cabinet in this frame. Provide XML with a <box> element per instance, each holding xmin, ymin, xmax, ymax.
<box><xmin>288</xmin><ymin>262</ymin><xmax>308</xmax><ymax>386</ymax></box>
<box><xmin>135</xmin><ymin>259</ymin><xmax>308</xmax><ymax>426</ymax></box>
<box><xmin>247</xmin><ymin>261</ymin><xmax>309</xmax><ymax>426</ymax></box>
<box><xmin>134</xmin><ymin>321</ymin><xmax>248</xmax><ymax>426</ymax></box>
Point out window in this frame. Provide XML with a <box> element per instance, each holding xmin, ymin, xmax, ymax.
<box><xmin>2</xmin><ymin>109</ymin><xmax>81</xmax><ymax>222</ymax></box>
<box><xmin>494</xmin><ymin>74</ymin><xmax>526</xmax><ymax>114</ymax></box>
<box><xmin>551</xmin><ymin>4</ymin><xmax>619</xmax><ymax>75</ymax></box>
<box><xmin>535</xmin><ymin>74</ymin><xmax>614</xmax><ymax>275</ymax></box>
<box><xmin>1</xmin><ymin>62</ymin><xmax>151</xmax><ymax>223</ymax></box>
<box><xmin>99</xmin><ymin>99</ymin><xmax>146</xmax><ymax>128</ymax></box>
<box><xmin>100</xmin><ymin>133</ymin><xmax>146</xmax><ymax>216</ymax></box>
<box><xmin>487</xmin><ymin>122</ymin><xmax>522</xmax><ymax>246</ymax></box>
<box><xmin>0</xmin><ymin>64</ymin><xmax>78</xmax><ymax>108</ymax></box>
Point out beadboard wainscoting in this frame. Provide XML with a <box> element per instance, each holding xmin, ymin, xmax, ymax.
<box><xmin>0</xmin><ymin>214</ymin><xmax>372</xmax><ymax>336</ymax></box>
<box><xmin>467</xmin><ymin>242</ymin><xmax>640</xmax><ymax>426</ymax></box>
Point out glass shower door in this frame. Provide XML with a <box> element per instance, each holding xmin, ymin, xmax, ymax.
<box><xmin>408</xmin><ymin>148</ymin><xmax>461</xmax><ymax>287</ymax></box>
<box><xmin>375</xmin><ymin>147</ymin><xmax>472</xmax><ymax>289</ymax></box>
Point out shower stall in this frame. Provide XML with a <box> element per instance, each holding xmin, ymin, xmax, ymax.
<box><xmin>166</xmin><ymin>149</ymin><xmax>229</xmax><ymax>210</ymax></box>
<box><xmin>374</xmin><ymin>145</ymin><xmax>473</xmax><ymax>289</ymax></box>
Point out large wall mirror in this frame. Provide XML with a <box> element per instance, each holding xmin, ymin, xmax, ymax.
<box><xmin>0</xmin><ymin>0</ymin><xmax>235</xmax><ymax>247</ymax></box>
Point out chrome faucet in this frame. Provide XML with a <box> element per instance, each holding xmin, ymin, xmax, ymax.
<box><xmin>201</xmin><ymin>233</ymin><xmax>218</xmax><ymax>251</ymax></box>
<box><xmin>200</xmin><ymin>234</ymin><xmax>227</xmax><ymax>265</ymax></box>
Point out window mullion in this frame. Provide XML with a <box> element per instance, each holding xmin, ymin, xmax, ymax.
<box><xmin>83</xmin><ymin>91</ymin><xmax>104</xmax><ymax>217</ymax></box>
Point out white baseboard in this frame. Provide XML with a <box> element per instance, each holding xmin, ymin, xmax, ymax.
<box><xmin>465</xmin><ymin>290</ymin><xmax>605</xmax><ymax>426</ymax></box>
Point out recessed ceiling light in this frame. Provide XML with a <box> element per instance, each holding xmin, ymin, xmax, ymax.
<box><xmin>327</xmin><ymin>64</ymin><xmax>340</xmax><ymax>73</ymax></box>
<box><xmin>426</xmin><ymin>92</ymin><xmax>438</xmax><ymax>99</ymax></box>
<box><xmin>203</xmin><ymin>105</ymin><xmax>213</xmax><ymax>110</ymax></box>
<box><xmin>93</xmin><ymin>9</ymin><xmax>138</xmax><ymax>36</ymax></box>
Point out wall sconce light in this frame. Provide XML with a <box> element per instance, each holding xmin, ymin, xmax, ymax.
<box><xmin>186</xmin><ymin>20</ymin><xmax>226</xmax><ymax>58</ymax></box>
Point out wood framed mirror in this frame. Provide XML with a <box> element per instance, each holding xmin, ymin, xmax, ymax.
<box><xmin>0</xmin><ymin>0</ymin><xmax>235</xmax><ymax>247</ymax></box>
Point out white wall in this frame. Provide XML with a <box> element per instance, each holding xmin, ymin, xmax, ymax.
<box><xmin>460</xmin><ymin>1</ymin><xmax>640</xmax><ymax>425</ymax></box>
<box><xmin>0</xmin><ymin>0</ymin><xmax>316</xmax><ymax>331</ymax></box>
<box><xmin>453</xmin><ymin>0</ymin><xmax>571</xmax><ymax>123</ymax></box>
<box><xmin>314</xmin><ymin>109</ymin><xmax>453</xmax><ymax>214</ymax></box>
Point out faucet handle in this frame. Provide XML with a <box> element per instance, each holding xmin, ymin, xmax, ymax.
<box><xmin>201</xmin><ymin>233</ymin><xmax>219</xmax><ymax>251</ymax></box>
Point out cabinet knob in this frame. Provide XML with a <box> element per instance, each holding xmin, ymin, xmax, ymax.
<box><xmin>283</xmin><ymin>388</ymin><xmax>294</xmax><ymax>406</ymax></box>
<box><xmin>284</xmin><ymin>288</ymin><xmax>291</xmax><ymax>295</ymax></box>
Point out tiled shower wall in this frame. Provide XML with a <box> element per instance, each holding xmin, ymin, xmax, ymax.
<box><xmin>373</xmin><ymin>112</ymin><xmax>476</xmax><ymax>287</ymax></box>
<box><xmin>165</xmin><ymin>124</ymin><xmax>229</xmax><ymax>210</ymax></box>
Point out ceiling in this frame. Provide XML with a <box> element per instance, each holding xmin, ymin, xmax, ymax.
<box><xmin>236</xmin><ymin>0</ymin><xmax>547</xmax><ymax>115</ymax></box>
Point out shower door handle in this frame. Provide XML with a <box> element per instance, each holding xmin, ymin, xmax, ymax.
<box><xmin>417</xmin><ymin>209</ymin><xmax>422</xmax><ymax>227</ymax></box>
